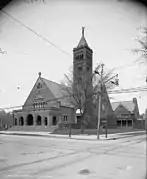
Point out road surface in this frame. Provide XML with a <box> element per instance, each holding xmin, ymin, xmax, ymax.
<box><xmin>0</xmin><ymin>133</ymin><xmax>146</xmax><ymax>179</ymax></box>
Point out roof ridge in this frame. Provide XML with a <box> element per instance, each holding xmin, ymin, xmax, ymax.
<box><xmin>41</xmin><ymin>77</ymin><xmax>61</xmax><ymax>86</ymax></box>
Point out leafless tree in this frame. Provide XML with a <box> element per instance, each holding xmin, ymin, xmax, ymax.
<box><xmin>61</xmin><ymin>63</ymin><xmax>118</xmax><ymax>132</ymax></box>
<box><xmin>133</xmin><ymin>26</ymin><xmax>147</xmax><ymax>64</ymax></box>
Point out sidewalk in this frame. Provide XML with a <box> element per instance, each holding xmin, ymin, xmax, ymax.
<box><xmin>0</xmin><ymin>130</ymin><xmax>145</xmax><ymax>141</ymax></box>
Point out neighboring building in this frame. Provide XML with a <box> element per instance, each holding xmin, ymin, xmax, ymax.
<box><xmin>111</xmin><ymin>98</ymin><xmax>140</xmax><ymax>128</ymax></box>
<box><xmin>0</xmin><ymin>109</ymin><xmax>13</xmax><ymax>129</ymax></box>
<box><xmin>145</xmin><ymin>109</ymin><xmax>147</xmax><ymax>130</ymax></box>
<box><xmin>73</xmin><ymin>28</ymin><xmax>116</xmax><ymax>128</ymax></box>
<box><xmin>13</xmin><ymin>73</ymin><xmax>75</xmax><ymax>130</ymax></box>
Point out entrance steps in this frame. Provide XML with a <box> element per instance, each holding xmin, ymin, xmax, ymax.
<box><xmin>8</xmin><ymin>125</ymin><xmax>57</xmax><ymax>133</ymax></box>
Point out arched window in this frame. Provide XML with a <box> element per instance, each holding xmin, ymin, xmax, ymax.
<box><xmin>78</xmin><ymin>66</ymin><xmax>82</xmax><ymax>72</ymax></box>
<box><xmin>36</xmin><ymin>115</ymin><xmax>42</xmax><ymax>125</ymax></box>
<box><xmin>52</xmin><ymin>116</ymin><xmax>57</xmax><ymax>126</ymax></box>
<box><xmin>19</xmin><ymin>117</ymin><xmax>24</xmax><ymax>126</ymax></box>
<box><xmin>78</xmin><ymin>77</ymin><xmax>82</xmax><ymax>83</ymax></box>
<box><xmin>76</xmin><ymin>55</ymin><xmax>79</xmax><ymax>60</ymax></box>
<box><xmin>44</xmin><ymin>117</ymin><xmax>47</xmax><ymax>126</ymax></box>
<box><xmin>37</xmin><ymin>82</ymin><xmax>42</xmax><ymax>89</ymax></box>
<box><xmin>26</xmin><ymin>114</ymin><xmax>34</xmax><ymax>126</ymax></box>
<box><xmin>15</xmin><ymin>118</ymin><xmax>17</xmax><ymax>126</ymax></box>
<box><xmin>87</xmin><ymin>66</ymin><xmax>90</xmax><ymax>71</ymax></box>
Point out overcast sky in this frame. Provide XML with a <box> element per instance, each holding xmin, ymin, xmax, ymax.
<box><xmin>0</xmin><ymin>0</ymin><xmax>146</xmax><ymax>113</ymax></box>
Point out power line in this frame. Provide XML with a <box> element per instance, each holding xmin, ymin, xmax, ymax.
<box><xmin>0</xmin><ymin>9</ymin><xmax>72</xmax><ymax>58</ymax></box>
<box><xmin>108</xmin><ymin>86</ymin><xmax>147</xmax><ymax>94</ymax></box>
<box><xmin>109</xmin><ymin>89</ymin><xmax>147</xmax><ymax>94</ymax></box>
<box><xmin>0</xmin><ymin>9</ymin><xmax>141</xmax><ymax>73</ymax></box>
<box><xmin>1</xmin><ymin>86</ymin><xmax>146</xmax><ymax>111</ymax></box>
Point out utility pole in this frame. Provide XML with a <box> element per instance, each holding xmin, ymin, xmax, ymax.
<box><xmin>97</xmin><ymin>64</ymin><xmax>104</xmax><ymax>140</ymax></box>
<box><xmin>94</xmin><ymin>64</ymin><xmax>119</xmax><ymax>140</ymax></box>
<box><xmin>145</xmin><ymin>77</ymin><xmax>147</xmax><ymax>131</ymax></box>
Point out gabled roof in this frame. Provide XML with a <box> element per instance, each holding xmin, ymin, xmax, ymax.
<box><xmin>41</xmin><ymin>78</ymin><xmax>73</xmax><ymax>108</ymax></box>
<box><xmin>111</xmin><ymin>100</ymin><xmax>135</xmax><ymax>113</ymax></box>
<box><xmin>42</xmin><ymin>78</ymin><xmax>64</xmax><ymax>99</ymax></box>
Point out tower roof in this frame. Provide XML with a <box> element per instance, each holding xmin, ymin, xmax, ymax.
<box><xmin>77</xmin><ymin>27</ymin><xmax>89</xmax><ymax>48</ymax></box>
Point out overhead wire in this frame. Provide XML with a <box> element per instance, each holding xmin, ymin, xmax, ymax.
<box><xmin>0</xmin><ymin>9</ymin><xmax>72</xmax><ymax>58</ymax></box>
<box><xmin>0</xmin><ymin>9</ymin><xmax>139</xmax><ymax>73</ymax></box>
<box><xmin>0</xmin><ymin>86</ymin><xmax>146</xmax><ymax>111</ymax></box>
<box><xmin>0</xmin><ymin>8</ymin><xmax>146</xmax><ymax>111</ymax></box>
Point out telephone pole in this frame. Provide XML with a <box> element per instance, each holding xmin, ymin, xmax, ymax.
<box><xmin>97</xmin><ymin>64</ymin><xmax>104</xmax><ymax>140</ymax></box>
<box><xmin>94</xmin><ymin>64</ymin><xmax>119</xmax><ymax>140</ymax></box>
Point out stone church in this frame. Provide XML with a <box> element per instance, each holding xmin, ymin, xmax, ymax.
<box><xmin>13</xmin><ymin>28</ymin><xmax>116</xmax><ymax>130</ymax></box>
<box><xmin>13</xmin><ymin>73</ymin><xmax>75</xmax><ymax>130</ymax></box>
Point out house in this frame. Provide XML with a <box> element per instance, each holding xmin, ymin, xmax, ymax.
<box><xmin>111</xmin><ymin>98</ymin><xmax>140</xmax><ymax>128</ymax></box>
<box><xmin>13</xmin><ymin>72</ymin><xmax>75</xmax><ymax>131</ymax></box>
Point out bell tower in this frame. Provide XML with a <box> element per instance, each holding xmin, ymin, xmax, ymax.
<box><xmin>73</xmin><ymin>27</ymin><xmax>94</xmax><ymax>127</ymax></box>
<box><xmin>73</xmin><ymin>27</ymin><xmax>93</xmax><ymax>87</ymax></box>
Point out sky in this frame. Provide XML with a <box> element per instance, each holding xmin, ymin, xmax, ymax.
<box><xmin>0</xmin><ymin>0</ymin><xmax>147</xmax><ymax>113</ymax></box>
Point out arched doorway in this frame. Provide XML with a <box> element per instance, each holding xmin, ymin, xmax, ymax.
<box><xmin>36</xmin><ymin>115</ymin><xmax>42</xmax><ymax>125</ymax></box>
<box><xmin>19</xmin><ymin>117</ymin><xmax>24</xmax><ymax>126</ymax></box>
<box><xmin>27</xmin><ymin>114</ymin><xmax>33</xmax><ymax>126</ymax></box>
<box><xmin>44</xmin><ymin>117</ymin><xmax>47</xmax><ymax>126</ymax></box>
<box><xmin>15</xmin><ymin>118</ymin><xmax>17</xmax><ymax>126</ymax></box>
<box><xmin>52</xmin><ymin>116</ymin><xmax>57</xmax><ymax>126</ymax></box>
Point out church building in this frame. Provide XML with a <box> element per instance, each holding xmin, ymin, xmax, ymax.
<box><xmin>13</xmin><ymin>73</ymin><xmax>75</xmax><ymax>131</ymax></box>
<box><xmin>13</xmin><ymin>28</ymin><xmax>116</xmax><ymax>130</ymax></box>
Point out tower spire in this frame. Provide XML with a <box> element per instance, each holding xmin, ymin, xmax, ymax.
<box><xmin>82</xmin><ymin>26</ymin><xmax>85</xmax><ymax>37</ymax></box>
<box><xmin>77</xmin><ymin>26</ymin><xmax>88</xmax><ymax>48</ymax></box>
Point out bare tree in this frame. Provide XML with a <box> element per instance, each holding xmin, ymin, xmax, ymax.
<box><xmin>61</xmin><ymin>68</ymin><xmax>93</xmax><ymax>132</ymax></box>
<box><xmin>133</xmin><ymin>26</ymin><xmax>147</xmax><ymax>64</ymax></box>
<box><xmin>61</xmin><ymin>63</ymin><xmax>118</xmax><ymax>132</ymax></box>
<box><xmin>0</xmin><ymin>48</ymin><xmax>6</xmax><ymax>54</ymax></box>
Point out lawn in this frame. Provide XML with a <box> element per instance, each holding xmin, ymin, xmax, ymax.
<box><xmin>51</xmin><ymin>127</ymin><xmax>144</xmax><ymax>135</ymax></box>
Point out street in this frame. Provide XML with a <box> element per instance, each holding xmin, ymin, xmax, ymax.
<box><xmin>0</xmin><ymin>133</ymin><xmax>146</xmax><ymax>179</ymax></box>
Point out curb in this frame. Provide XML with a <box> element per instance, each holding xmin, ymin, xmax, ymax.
<box><xmin>0</xmin><ymin>131</ymin><xmax>145</xmax><ymax>141</ymax></box>
<box><xmin>0</xmin><ymin>132</ymin><xmax>102</xmax><ymax>141</ymax></box>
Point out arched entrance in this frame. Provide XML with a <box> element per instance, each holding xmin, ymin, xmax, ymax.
<box><xmin>15</xmin><ymin>118</ymin><xmax>17</xmax><ymax>126</ymax></box>
<box><xmin>36</xmin><ymin>115</ymin><xmax>42</xmax><ymax>125</ymax></box>
<box><xmin>27</xmin><ymin>114</ymin><xmax>33</xmax><ymax>126</ymax></box>
<box><xmin>52</xmin><ymin>116</ymin><xmax>57</xmax><ymax>126</ymax></box>
<box><xmin>19</xmin><ymin>117</ymin><xmax>24</xmax><ymax>126</ymax></box>
<box><xmin>44</xmin><ymin>117</ymin><xmax>48</xmax><ymax>126</ymax></box>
